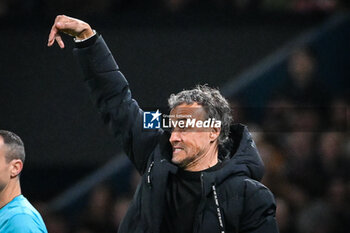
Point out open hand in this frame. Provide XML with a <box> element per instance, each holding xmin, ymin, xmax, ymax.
<box><xmin>47</xmin><ymin>15</ymin><xmax>94</xmax><ymax>49</ymax></box>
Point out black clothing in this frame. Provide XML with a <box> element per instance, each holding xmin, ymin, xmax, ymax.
<box><xmin>162</xmin><ymin>168</ymin><xmax>201</xmax><ymax>233</ymax></box>
<box><xmin>74</xmin><ymin>35</ymin><xmax>279</xmax><ymax>233</ymax></box>
<box><xmin>161</xmin><ymin>162</ymin><xmax>224</xmax><ymax>233</ymax></box>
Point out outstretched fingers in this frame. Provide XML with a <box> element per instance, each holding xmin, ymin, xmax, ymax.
<box><xmin>47</xmin><ymin>25</ymin><xmax>57</xmax><ymax>47</ymax></box>
<box><xmin>55</xmin><ymin>34</ymin><xmax>65</xmax><ymax>49</ymax></box>
<box><xmin>47</xmin><ymin>15</ymin><xmax>92</xmax><ymax>48</ymax></box>
<box><xmin>47</xmin><ymin>26</ymin><xmax>65</xmax><ymax>48</ymax></box>
<box><xmin>47</xmin><ymin>15</ymin><xmax>68</xmax><ymax>48</ymax></box>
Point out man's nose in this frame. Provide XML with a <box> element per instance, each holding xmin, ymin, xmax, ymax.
<box><xmin>169</xmin><ymin>130</ymin><xmax>181</xmax><ymax>143</ymax></box>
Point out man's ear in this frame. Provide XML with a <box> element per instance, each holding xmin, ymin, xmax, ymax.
<box><xmin>10</xmin><ymin>159</ymin><xmax>23</xmax><ymax>178</ymax></box>
<box><xmin>209</xmin><ymin>127</ymin><xmax>221</xmax><ymax>143</ymax></box>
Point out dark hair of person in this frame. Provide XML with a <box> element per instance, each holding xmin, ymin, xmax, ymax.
<box><xmin>168</xmin><ymin>85</ymin><xmax>233</xmax><ymax>146</ymax></box>
<box><xmin>0</xmin><ymin>130</ymin><xmax>25</xmax><ymax>163</ymax></box>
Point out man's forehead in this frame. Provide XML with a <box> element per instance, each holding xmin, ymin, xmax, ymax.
<box><xmin>170</xmin><ymin>103</ymin><xmax>205</xmax><ymax>119</ymax></box>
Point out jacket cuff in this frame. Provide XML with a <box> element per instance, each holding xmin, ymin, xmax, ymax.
<box><xmin>74</xmin><ymin>31</ymin><xmax>99</xmax><ymax>49</ymax></box>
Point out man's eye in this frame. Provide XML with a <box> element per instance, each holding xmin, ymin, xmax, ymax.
<box><xmin>178</xmin><ymin>120</ymin><xmax>186</xmax><ymax>129</ymax></box>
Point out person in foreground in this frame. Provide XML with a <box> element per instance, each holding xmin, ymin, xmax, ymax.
<box><xmin>0</xmin><ymin>130</ymin><xmax>48</xmax><ymax>233</ymax></box>
<box><xmin>48</xmin><ymin>15</ymin><xmax>279</xmax><ymax>233</ymax></box>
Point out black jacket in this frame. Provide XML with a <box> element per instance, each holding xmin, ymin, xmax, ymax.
<box><xmin>74</xmin><ymin>35</ymin><xmax>279</xmax><ymax>233</ymax></box>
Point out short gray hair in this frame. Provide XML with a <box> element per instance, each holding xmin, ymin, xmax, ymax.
<box><xmin>168</xmin><ymin>85</ymin><xmax>233</xmax><ymax>145</ymax></box>
<box><xmin>0</xmin><ymin>130</ymin><xmax>25</xmax><ymax>163</ymax></box>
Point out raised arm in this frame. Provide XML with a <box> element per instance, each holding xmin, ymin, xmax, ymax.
<box><xmin>47</xmin><ymin>15</ymin><xmax>161</xmax><ymax>174</ymax></box>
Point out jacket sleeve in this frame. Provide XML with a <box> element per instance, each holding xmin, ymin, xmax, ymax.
<box><xmin>73</xmin><ymin>35</ymin><xmax>161</xmax><ymax>174</ymax></box>
<box><xmin>239</xmin><ymin>179</ymin><xmax>279</xmax><ymax>233</ymax></box>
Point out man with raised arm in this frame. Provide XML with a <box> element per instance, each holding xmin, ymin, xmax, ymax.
<box><xmin>48</xmin><ymin>15</ymin><xmax>279</xmax><ymax>233</ymax></box>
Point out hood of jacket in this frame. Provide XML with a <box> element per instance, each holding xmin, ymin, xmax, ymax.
<box><xmin>202</xmin><ymin>123</ymin><xmax>264</xmax><ymax>192</ymax></box>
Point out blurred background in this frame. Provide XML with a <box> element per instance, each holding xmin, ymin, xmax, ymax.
<box><xmin>0</xmin><ymin>0</ymin><xmax>349</xmax><ymax>232</ymax></box>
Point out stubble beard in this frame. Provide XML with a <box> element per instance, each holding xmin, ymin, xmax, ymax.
<box><xmin>172</xmin><ymin>151</ymin><xmax>199</xmax><ymax>169</ymax></box>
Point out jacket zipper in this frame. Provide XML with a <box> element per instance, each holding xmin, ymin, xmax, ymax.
<box><xmin>193</xmin><ymin>173</ymin><xmax>205</xmax><ymax>233</ymax></box>
<box><xmin>146</xmin><ymin>161</ymin><xmax>154</xmax><ymax>187</ymax></box>
<box><xmin>193</xmin><ymin>174</ymin><xmax>226</xmax><ymax>233</ymax></box>
<box><xmin>212</xmin><ymin>185</ymin><xmax>225</xmax><ymax>233</ymax></box>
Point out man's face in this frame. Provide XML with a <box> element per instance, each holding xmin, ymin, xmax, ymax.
<box><xmin>169</xmin><ymin>103</ymin><xmax>215</xmax><ymax>169</ymax></box>
<box><xmin>0</xmin><ymin>137</ymin><xmax>11</xmax><ymax>192</ymax></box>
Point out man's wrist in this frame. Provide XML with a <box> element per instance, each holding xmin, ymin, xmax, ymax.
<box><xmin>74</xmin><ymin>30</ymin><xmax>99</xmax><ymax>48</ymax></box>
<box><xmin>74</xmin><ymin>29</ymin><xmax>96</xmax><ymax>42</ymax></box>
